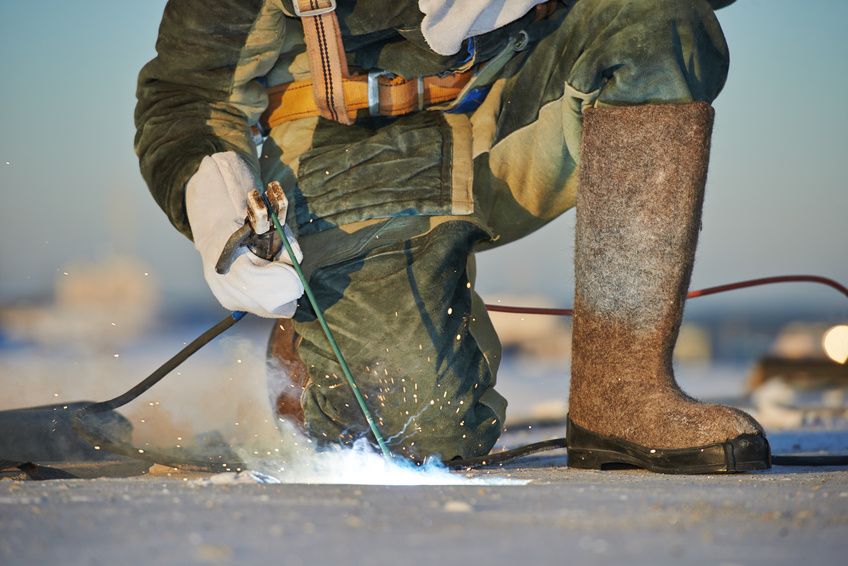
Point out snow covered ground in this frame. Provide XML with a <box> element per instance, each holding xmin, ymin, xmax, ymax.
<box><xmin>2</xmin><ymin>312</ymin><xmax>847</xmax><ymax>566</ymax></box>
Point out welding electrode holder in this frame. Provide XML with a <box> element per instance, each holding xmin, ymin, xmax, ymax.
<box><xmin>214</xmin><ymin>181</ymin><xmax>289</xmax><ymax>274</ymax></box>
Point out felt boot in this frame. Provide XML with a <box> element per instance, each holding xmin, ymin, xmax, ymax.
<box><xmin>566</xmin><ymin>103</ymin><xmax>770</xmax><ymax>474</ymax></box>
<box><xmin>267</xmin><ymin>321</ymin><xmax>310</xmax><ymax>431</ymax></box>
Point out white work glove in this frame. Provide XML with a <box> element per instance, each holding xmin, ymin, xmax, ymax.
<box><xmin>185</xmin><ymin>152</ymin><xmax>304</xmax><ymax>318</ymax></box>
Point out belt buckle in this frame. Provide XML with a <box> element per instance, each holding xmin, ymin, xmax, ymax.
<box><xmin>368</xmin><ymin>70</ymin><xmax>390</xmax><ymax>117</ymax></box>
<box><xmin>293</xmin><ymin>0</ymin><xmax>336</xmax><ymax>18</ymax></box>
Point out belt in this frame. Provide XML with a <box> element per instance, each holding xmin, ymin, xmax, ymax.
<box><xmin>262</xmin><ymin>0</ymin><xmax>530</xmax><ymax>130</ymax></box>
<box><xmin>262</xmin><ymin>0</ymin><xmax>476</xmax><ymax>129</ymax></box>
<box><xmin>259</xmin><ymin>69</ymin><xmax>474</xmax><ymax>130</ymax></box>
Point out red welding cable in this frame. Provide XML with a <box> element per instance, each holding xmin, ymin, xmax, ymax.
<box><xmin>685</xmin><ymin>274</ymin><xmax>848</xmax><ymax>299</ymax></box>
<box><xmin>484</xmin><ymin>274</ymin><xmax>848</xmax><ymax>316</ymax></box>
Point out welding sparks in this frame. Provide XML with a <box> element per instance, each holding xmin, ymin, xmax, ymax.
<box><xmin>165</xmin><ymin>333</ymin><xmax>526</xmax><ymax>487</ymax></box>
<box><xmin>203</xmin><ymin>405</ymin><xmax>524</xmax><ymax>486</ymax></box>
<box><xmin>222</xmin><ymin>436</ymin><xmax>527</xmax><ymax>486</ymax></box>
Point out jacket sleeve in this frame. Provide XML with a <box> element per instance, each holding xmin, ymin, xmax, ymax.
<box><xmin>134</xmin><ymin>0</ymin><xmax>287</xmax><ymax>239</ymax></box>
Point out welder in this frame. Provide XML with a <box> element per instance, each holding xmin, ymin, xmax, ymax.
<box><xmin>135</xmin><ymin>0</ymin><xmax>770</xmax><ymax>473</ymax></box>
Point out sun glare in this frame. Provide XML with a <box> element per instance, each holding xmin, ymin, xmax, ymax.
<box><xmin>822</xmin><ymin>325</ymin><xmax>848</xmax><ymax>364</ymax></box>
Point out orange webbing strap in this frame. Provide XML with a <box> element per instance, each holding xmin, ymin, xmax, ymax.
<box><xmin>295</xmin><ymin>0</ymin><xmax>352</xmax><ymax>125</ymax></box>
<box><xmin>260</xmin><ymin>71</ymin><xmax>474</xmax><ymax>130</ymax></box>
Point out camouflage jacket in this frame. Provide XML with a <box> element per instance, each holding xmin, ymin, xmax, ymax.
<box><xmin>135</xmin><ymin>0</ymin><xmax>539</xmax><ymax>238</ymax></box>
<box><xmin>134</xmin><ymin>0</ymin><xmax>735</xmax><ymax>239</ymax></box>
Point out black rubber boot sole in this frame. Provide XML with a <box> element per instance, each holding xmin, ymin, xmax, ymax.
<box><xmin>566</xmin><ymin>416</ymin><xmax>771</xmax><ymax>474</ymax></box>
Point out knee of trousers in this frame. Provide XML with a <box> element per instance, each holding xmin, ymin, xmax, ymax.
<box><xmin>292</xmin><ymin>218</ymin><xmax>506</xmax><ymax>462</ymax></box>
<box><xmin>564</xmin><ymin>0</ymin><xmax>731</xmax><ymax>106</ymax></box>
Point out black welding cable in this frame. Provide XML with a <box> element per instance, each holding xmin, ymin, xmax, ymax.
<box><xmin>451</xmin><ymin>439</ymin><xmax>848</xmax><ymax>470</ymax></box>
<box><xmin>71</xmin><ymin>311</ymin><xmax>250</xmax><ymax>473</ymax></box>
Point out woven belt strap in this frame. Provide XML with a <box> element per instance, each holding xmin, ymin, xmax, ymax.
<box><xmin>294</xmin><ymin>0</ymin><xmax>352</xmax><ymax>125</ymax></box>
<box><xmin>268</xmin><ymin>0</ymin><xmax>473</xmax><ymax>129</ymax></box>
<box><xmin>259</xmin><ymin>70</ymin><xmax>474</xmax><ymax>130</ymax></box>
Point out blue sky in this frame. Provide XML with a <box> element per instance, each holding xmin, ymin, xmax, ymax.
<box><xmin>1</xmin><ymin>1</ymin><xmax>846</xmax><ymax>317</ymax></box>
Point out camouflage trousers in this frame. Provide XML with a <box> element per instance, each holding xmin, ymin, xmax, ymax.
<box><xmin>260</xmin><ymin>0</ymin><xmax>730</xmax><ymax>461</ymax></box>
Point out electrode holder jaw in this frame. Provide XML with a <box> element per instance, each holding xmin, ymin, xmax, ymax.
<box><xmin>215</xmin><ymin>182</ymin><xmax>289</xmax><ymax>274</ymax></box>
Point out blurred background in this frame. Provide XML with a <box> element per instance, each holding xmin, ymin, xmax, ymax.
<box><xmin>1</xmin><ymin>1</ymin><xmax>847</xmax><ymax>442</ymax></box>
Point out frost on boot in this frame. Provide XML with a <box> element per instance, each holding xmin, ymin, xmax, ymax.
<box><xmin>567</xmin><ymin>103</ymin><xmax>770</xmax><ymax>473</ymax></box>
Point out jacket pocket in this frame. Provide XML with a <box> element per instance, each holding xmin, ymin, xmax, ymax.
<box><xmin>293</xmin><ymin>111</ymin><xmax>464</xmax><ymax>236</ymax></box>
